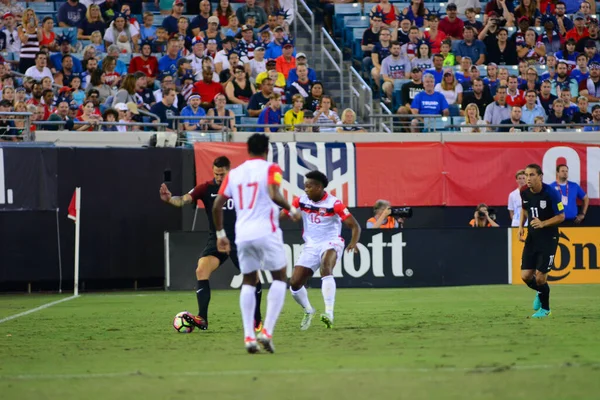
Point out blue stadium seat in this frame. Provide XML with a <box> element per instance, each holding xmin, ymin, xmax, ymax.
<box><xmin>281</xmin><ymin>104</ymin><xmax>293</xmax><ymax>114</ymax></box>
<box><xmin>29</xmin><ymin>3</ymin><xmax>54</xmax><ymax>13</ymax></box>
<box><xmin>231</xmin><ymin>3</ymin><xmax>245</xmax><ymax>12</ymax></box>
<box><xmin>353</xmin><ymin>35</ymin><xmax>364</xmax><ymax>61</ymax></box>
<box><xmin>363</xmin><ymin>3</ymin><xmax>377</xmax><ymax>15</ymax></box>
<box><xmin>225</xmin><ymin>104</ymin><xmax>245</xmax><ymax>116</ymax></box>
<box><xmin>119</xmin><ymin>54</ymin><xmax>133</xmax><ymax>66</ymax></box>
<box><xmin>186</xmin><ymin>132</ymin><xmax>225</xmax><ymax>143</ymax></box>
<box><xmin>153</xmin><ymin>15</ymin><xmax>167</xmax><ymax>27</ymax></box>
<box><xmin>239</xmin><ymin>117</ymin><xmax>259</xmax><ymax>132</ymax></box>
<box><xmin>142</xmin><ymin>3</ymin><xmax>160</xmax><ymax>13</ymax></box>
<box><xmin>343</xmin><ymin>16</ymin><xmax>369</xmax><ymax>48</ymax></box>
<box><xmin>334</xmin><ymin>4</ymin><xmax>362</xmax><ymax>36</ymax></box>
<box><xmin>452</xmin><ymin>116</ymin><xmax>465</xmax><ymax>131</ymax></box>
<box><xmin>55</xmin><ymin>2</ymin><xmax>66</xmax><ymax>11</ymax></box>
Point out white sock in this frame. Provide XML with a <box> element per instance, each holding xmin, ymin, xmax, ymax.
<box><xmin>263</xmin><ymin>280</ymin><xmax>287</xmax><ymax>335</ymax></box>
<box><xmin>321</xmin><ymin>275</ymin><xmax>336</xmax><ymax>319</ymax></box>
<box><xmin>240</xmin><ymin>284</ymin><xmax>256</xmax><ymax>339</ymax></box>
<box><xmin>290</xmin><ymin>286</ymin><xmax>314</xmax><ymax>313</ymax></box>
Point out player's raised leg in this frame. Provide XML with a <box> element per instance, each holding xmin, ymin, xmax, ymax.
<box><xmin>320</xmin><ymin>249</ymin><xmax>338</xmax><ymax>328</ymax></box>
<box><xmin>289</xmin><ymin>266</ymin><xmax>315</xmax><ymax>330</ymax></box>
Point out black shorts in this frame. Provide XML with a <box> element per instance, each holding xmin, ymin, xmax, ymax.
<box><xmin>200</xmin><ymin>234</ymin><xmax>240</xmax><ymax>269</ymax></box>
<box><xmin>521</xmin><ymin>237</ymin><xmax>559</xmax><ymax>273</ymax></box>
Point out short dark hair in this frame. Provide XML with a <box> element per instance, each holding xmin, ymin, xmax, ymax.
<box><xmin>556</xmin><ymin>164</ymin><xmax>568</xmax><ymax>172</ymax></box>
<box><xmin>526</xmin><ymin>163</ymin><xmax>543</xmax><ymax>175</ymax></box>
<box><xmin>62</xmin><ymin>54</ymin><xmax>72</xmax><ymax>62</ymax></box>
<box><xmin>247</xmin><ymin>133</ymin><xmax>270</xmax><ymax>156</ymax></box>
<box><xmin>305</xmin><ymin>170</ymin><xmax>329</xmax><ymax>188</ymax></box>
<box><xmin>35</xmin><ymin>52</ymin><xmax>47</xmax><ymax>60</ymax></box>
<box><xmin>213</xmin><ymin>156</ymin><xmax>231</xmax><ymax>169</ymax></box>
<box><xmin>163</xmin><ymin>87</ymin><xmax>175</xmax><ymax>97</ymax></box>
<box><xmin>390</xmin><ymin>40</ymin><xmax>401</xmax><ymax>47</ymax></box>
<box><xmin>102</xmin><ymin>108</ymin><xmax>119</xmax><ymax>121</ymax></box>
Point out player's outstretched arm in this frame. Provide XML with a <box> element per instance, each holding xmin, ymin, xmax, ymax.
<box><xmin>160</xmin><ymin>183</ymin><xmax>192</xmax><ymax>207</ymax></box>
<box><xmin>343</xmin><ymin>215</ymin><xmax>361</xmax><ymax>253</ymax></box>
<box><xmin>268</xmin><ymin>184</ymin><xmax>292</xmax><ymax>211</ymax></box>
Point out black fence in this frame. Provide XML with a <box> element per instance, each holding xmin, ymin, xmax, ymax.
<box><xmin>166</xmin><ymin>229</ymin><xmax>509</xmax><ymax>290</ymax></box>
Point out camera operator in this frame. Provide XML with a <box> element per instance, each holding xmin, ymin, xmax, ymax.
<box><xmin>367</xmin><ymin>200</ymin><xmax>409</xmax><ymax>229</ymax></box>
<box><xmin>469</xmin><ymin>203</ymin><xmax>500</xmax><ymax>227</ymax></box>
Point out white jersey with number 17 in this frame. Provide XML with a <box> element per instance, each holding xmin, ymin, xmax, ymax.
<box><xmin>218</xmin><ymin>158</ymin><xmax>283</xmax><ymax>243</ymax></box>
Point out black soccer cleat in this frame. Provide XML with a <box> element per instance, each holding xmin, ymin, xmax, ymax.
<box><xmin>183</xmin><ymin>313</ymin><xmax>208</xmax><ymax>330</ymax></box>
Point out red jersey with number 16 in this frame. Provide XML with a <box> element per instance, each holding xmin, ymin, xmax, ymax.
<box><xmin>293</xmin><ymin>192</ymin><xmax>351</xmax><ymax>244</ymax></box>
<box><xmin>218</xmin><ymin>158</ymin><xmax>283</xmax><ymax>243</ymax></box>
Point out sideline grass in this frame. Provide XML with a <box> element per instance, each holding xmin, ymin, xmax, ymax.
<box><xmin>1</xmin><ymin>286</ymin><xmax>599</xmax><ymax>400</ymax></box>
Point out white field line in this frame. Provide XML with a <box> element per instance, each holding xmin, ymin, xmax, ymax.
<box><xmin>1</xmin><ymin>363</ymin><xmax>598</xmax><ymax>381</ymax></box>
<box><xmin>0</xmin><ymin>295</ymin><xmax>79</xmax><ymax>324</ymax></box>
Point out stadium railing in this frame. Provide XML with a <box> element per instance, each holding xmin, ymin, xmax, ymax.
<box><xmin>321</xmin><ymin>27</ymin><xmax>345</xmax><ymax>106</ymax></box>
<box><xmin>371</xmin><ymin>113</ymin><xmax>448</xmax><ymax>132</ymax></box>
<box><xmin>293</xmin><ymin>0</ymin><xmax>315</xmax><ymax>61</ymax></box>
<box><xmin>232</xmin><ymin>123</ymin><xmax>375</xmax><ymax>132</ymax></box>
<box><xmin>0</xmin><ymin>112</ymin><xmax>34</xmax><ymax>141</ymax></box>
<box><xmin>348</xmin><ymin>66</ymin><xmax>373</xmax><ymax>124</ymax></box>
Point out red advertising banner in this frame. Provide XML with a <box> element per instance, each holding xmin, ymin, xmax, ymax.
<box><xmin>194</xmin><ymin>142</ymin><xmax>600</xmax><ymax>207</ymax></box>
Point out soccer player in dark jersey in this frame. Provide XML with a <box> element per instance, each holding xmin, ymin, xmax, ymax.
<box><xmin>159</xmin><ymin>156</ymin><xmax>263</xmax><ymax>331</ymax></box>
<box><xmin>519</xmin><ymin>164</ymin><xmax>565</xmax><ymax>318</ymax></box>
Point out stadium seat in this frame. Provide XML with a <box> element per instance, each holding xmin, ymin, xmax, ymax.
<box><xmin>28</xmin><ymin>3</ymin><xmax>54</xmax><ymax>13</ymax></box>
<box><xmin>334</xmin><ymin>3</ymin><xmax>362</xmax><ymax>36</ymax></box>
<box><xmin>231</xmin><ymin>3</ymin><xmax>245</xmax><ymax>12</ymax></box>
<box><xmin>281</xmin><ymin>104</ymin><xmax>293</xmax><ymax>114</ymax></box>
<box><xmin>353</xmin><ymin>35</ymin><xmax>364</xmax><ymax>61</ymax></box>
<box><xmin>142</xmin><ymin>3</ymin><xmax>160</xmax><ymax>13</ymax></box>
<box><xmin>452</xmin><ymin>116</ymin><xmax>465</xmax><ymax>131</ymax></box>
<box><xmin>239</xmin><ymin>117</ymin><xmax>259</xmax><ymax>132</ymax></box>
<box><xmin>343</xmin><ymin>16</ymin><xmax>369</xmax><ymax>48</ymax></box>
<box><xmin>224</xmin><ymin>104</ymin><xmax>245</xmax><ymax>116</ymax></box>
<box><xmin>362</xmin><ymin>3</ymin><xmax>378</xmax><ymax>15</ymax></box>
<box><xmin>186</xmin><ymin>131</ymin><xmax>226</xmax><ymax>143</ymax></box>
<box><xmin>119</xmin><ymin>54</ymin><xmax>133</xmax><ymax>66</ymax></box>
<box><xmin>153</xmin><ymin>15</ymin><xmax>167</xmax><ymax>27</ymax></box>
<box><xmin>54</xmin><ymin>2</ymin><xmax>66</xmax><ymax>11</ymax></box>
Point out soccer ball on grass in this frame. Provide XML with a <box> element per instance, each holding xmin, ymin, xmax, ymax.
<box><xmin>173</xmin><ymin>311</ymin><xmax>195</xmax><ymax>333</ymax></box>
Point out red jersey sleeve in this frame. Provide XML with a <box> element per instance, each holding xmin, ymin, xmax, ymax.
<box><xmin>188</xmin><ymin>182</ymin><xmax>208</xmax><ymax>203</ymax></box>
<box><xmin>333</xmin><ymin>200</ymin><xmax>351</xmax><ymax>221</ymax></box>
<box><xmin>267</xmin><ymin>163</ymin><xmax>283</xmax><ymax>186</ymax></box>
<box><xmin>284</xmin><ymin>196</ymin><xmax>300</xmax><ymax>216</ymax></box>
<box><xmin>217</xmin><ymin>174</ymin><xmax>231</xmax><ymax>197</ymax></box>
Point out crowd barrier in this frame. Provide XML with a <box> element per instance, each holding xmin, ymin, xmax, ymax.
<box><xmin>165</xmin><ymin>227</ymin><xmax>600</xmax><ymax>291</ymax></box>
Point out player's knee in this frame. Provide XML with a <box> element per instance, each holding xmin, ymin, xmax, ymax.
<box><xmin>520</xmin><ymin>271</ymin><xmax>533</xmax><ymax>283</ymax></box>
<box><xmin>535</xmin><ymin>275</ymin><xmax>547</xmax><ymax>286</ymax></box>
<box><xmin>289</xmin><ymin>277</ymin><xmax>303</xmax><ymax>291</ymax></box>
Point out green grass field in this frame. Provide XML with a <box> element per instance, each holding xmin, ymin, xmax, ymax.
<box><xmin>1</xmin><ymin>285</ymin><xmax>600</xmax><ymax>400</ymax></box>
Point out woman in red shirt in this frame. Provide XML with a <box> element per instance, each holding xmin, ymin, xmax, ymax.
<box><xmin>214</xmin><ymin>0</ymin><xmax>234</xmax><ymax>27</ymax></box>
<box><xmin>371</xmin><ymin>0</ymin><xmax>399</xmax><ymax>28</ymax></box>
<box><xmin>39</xmin><ymin>17</ymin><xmax>56</xmax><ymax>50</ymax></box>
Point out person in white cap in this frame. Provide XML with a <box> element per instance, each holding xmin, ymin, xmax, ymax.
<box><xmin>287</xmin><ymin>52</ymin><xmax>317</xmax><ymax>83</ymax></box>
<box><xmin>180</xmin><ymin>94</ymin><xmax>207</xmax><ymax>131</ymax></box>
<box><xmin>114</xmin><ymin>102</ymin><xmax>135</xmax><ymax>132</ymax></box>
<box><xmin>1</xmin><ymin>12</ymin><xmax>21</xmax><ymax>54</ymax></box>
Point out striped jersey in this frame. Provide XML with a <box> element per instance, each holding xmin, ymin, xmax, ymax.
<box><xmin>292</xmin><ymin>192</ymin><xmax>351</xmax><ymax>244</ymax></box>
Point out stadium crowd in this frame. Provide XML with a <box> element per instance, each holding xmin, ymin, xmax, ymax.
<box><xmin>361</xmin><ymin>0</ymin><xmax>600</xmax><ymax>131</ymax></box>
<box><xmin>0</xmin><ymin>0</ymin><xmax>367</xmax><ymax>140</ymax></box>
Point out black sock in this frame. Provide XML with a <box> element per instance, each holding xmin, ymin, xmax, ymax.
<box><xmin>254</xmin><ymin>281</ymin><xmax>263</xmax><ymax>324</ymax></box>
<box><xmin>525</xmin><ymin>277</ymin><xmax>539</xmax><ymax>291</ymax></box>
<box><xmin>196</xmin><ymin>280</ymin><xmax>211</xmax><ymax>322</ymax></box>
<box><xmin>538</xmin><ymin>283</ymin><xmax>550</xmax><ymax>310</ymax></box>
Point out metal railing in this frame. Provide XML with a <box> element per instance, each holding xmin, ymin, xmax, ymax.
<box><xmin>33</xmin><ymin>120</ymin><xmax>169</xmax><ymax>130</ymax></box>
<box><xmin>234</xmin><ymin>122</ymin><xmax>375</xmax><ymax>132</ymax></box>
<box><xmin>167</xmin><ymin>115</ymin><xmax>235</xmax><ymax>144</ymax></box>
<box><xmin>0</xmin><ymin>112</ymin><xmax>33</xmax><ymax>141</ymax></box>
<box><xmin>371</xmin><ymin>113</ymin><xmax>448</xmax><ymax>133</ymax></box>
<box><xmin>320</xmin><ymin>27</ymin><xmax>344</xmax><ymax>106</ymax></box>
<box><xmin>293</xmin><ymin>0</ymin><xmax>315</xmax><ymax>61</ymax></box>
<box><xmin>348</xmin><ymin>66</ymin><xmax>373</xmax><ymax>124</ymax></box>
<box><xmin>378</xmin><ymin>104</ymin><xmax>393</xmax><ymax>133</ymax></box>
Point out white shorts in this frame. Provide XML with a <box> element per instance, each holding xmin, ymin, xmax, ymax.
<box><xmin>296</xmin><ymin>239</ymin><xmax>344</xmax><ymax>272</ymax></box>
<box><xmin>236</xmin><ymin>230</ymin><xmax>287</xmax><ymax>274</ymax></box>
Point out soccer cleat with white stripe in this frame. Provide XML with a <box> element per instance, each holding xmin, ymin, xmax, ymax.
<box><xmin>300</xmin><ymin>310</ymin><xmax>315</xmax><ymax>331</ymax></box>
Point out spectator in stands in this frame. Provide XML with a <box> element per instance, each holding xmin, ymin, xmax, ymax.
<box><xmin>214</xmin><ymin>37</ymin><xmax>236</xmax><ymax>74</ymax></box>
<box><xmin>0</xmin><ymin>0</ymin><xmax>24</xmax><ymax>19</ymax></box>
<box><xmin>484</xmin><ymin>85</ymin><xmax>510</xmax><ymax>124</ymax></box>
<box><xmin>40</xmin><ymin>17</ymin><xmax>57</xmax><ymax>51</ymax></box>
<box><xmin>100</xmin><ymin>0</ymin><xmax>120</xmax><ymax>22</ymax></box>
<box><xmin>461</xmin><ymin>102</ymin><xmax>487</xmax><ymax>132</ymax></box>
<box><xmin>519</xmin><ymin>67</ymin><xmax>540</xmax><ymax>92</ymax></box>
<box><xmin>506</xmin><ymin>75</ymin><xmax>526</xmax><ymax>107</ymax></box>
<box><xmin>87</xmin><ymin>69</ymin><xmax>112</xmax><ymax>104</ymax></box>
<box><xmin>397</xmin><ymin>67</ymin><xmax>424</xmax><ymax>115</ymax></box>
<box><xmin>214</xmin><ymin>0</ymin><xmax>234</xmax><ymax>27</ymax></box>
<box><xmin>577</xmin><ymin>19</ymin><xmax>600</xmax><ymax>52</ymax></box>
<box><xmin>61</xmin><ymin>55</ymin><xmax>78</xmax><ymax>87</ymax></box>
<box><xmin>455</xmin><ymin>26</ymin><xmax>486</xmax><ymax>65</ymax></box>
<box><xmin>536</xmin><ymin>79</ymin><xmax>556</xmax><ymax>114</ymax></box>
<box><xmin>518</xmin><ymin>29</ymin><xmax>546</xmax><ymax>63</ymax></box>
<box><xmin>275</xmin><ymin>40</ymin><xmax>296</xmax><ymax>79</ymax></box>
<box><xmin>547</xmin><ymin>98</ymin><xmax>572</xmax><ymax>128</ymax></box>
<box><xmin>79</xmin><ymin>4</ymin><xmax>106</xmax><ymax>40</ymax></box>
<box><xmin>237</xmin><ymin>25</ymin><xmax>259</xmax><ymax>63</ymax></box>
<box><xmin>572</xmin><ymin>95</ymin><xmax>592</xmax><ymax>124</ymax></box>
<box><xmin>248</xmin><ymin>45</ymin><xmax>267</xmax><ymax>81</ymax></box>
<box><xmin>162</xmin><ymin>0</ymin><xmax>185</xmax><ymax>35</ymax></box>
<box><xmin>514</xmin><ymin>0</ymin><xmax>541</xmax><ymax>26</ymax></box>
<box><xmin>237</xmin><ymin>0</ymin><xmax>268</xmax><ymax>28</ymax></box>
<box><xmin>51</xmin><ymin>37</ymin><xmax>83</xmax><ymax>74</ymax></box>
<box><xmin>225</xmin><ymin>65</ymin><xmax>255</xmax><ymax>105</ymax></box>
<box><xmin>256</xmin><ymin>58</ymin><xmax>285</xmax><ymax>87</ymax></box>
<box><xmin>180</xmin><ymin>94</ymin><xmax>207</xmax><ymax>131</ymax></box>
<box><xmin>486</xmin><ymin>28</ymin><xmax>517</xmax><ymax>66</ymax></box>
<box><xmin>401</xmin><ymin>0</ymin><xmax>430</xmax><ymax>28</ymax></box>
<box><xmin>370</xmin><ymin>0</ymin><xmax>400</xmax><ymax>29</ymax></box>
<box><xmin>191</xmin><ymin>1</ymin><xmax>212</xmax><ymax>35</ymax></box>
<box><xmin>571</xmin><ymin>54</ymin><xmax>590</xmax><ymax>84</ymax></box>
<box><xmin>411</xmin><ymin>73</ymin><xmax>449</xmax><ymax>116</ymax></box>
<box><xmin>425</xmin><ymin>54</ymin><xmax>444</xmax><ymax>84</ymax></box>
<box><xmin>435</xmin><ymin>68</ymin><xmax>463</xmax><ymax>106</ymax></box>
<box><xmin>128</xmin><ymin>41</ymin><xmax>159</xmax><ymax>83</ymax></box>
<box><xmin>584</xmin><ymin>39</ymin><xmax>600</xmax><ymax>63</ymax></box>
<box><xmin>560</xmin><ymin>90</ymin><xmax>579</xmax><ymax>118</ymax></box>
<box><xmin>461</xmin><ymin>78</ymin><xmax>493</xmax><ymax>116</ymax></box>
<box><xmin>265</xmin><ymin>26</ymin><xmax>287</xmax><ymax>59</ymax></box>
<box><xmin>483</xmin><ymin>0</ymin><xmax>515</xmax><ymax>26</ymax></box>
<box><xmin>463</xmin><ymin>8</ymin><xmax>483</xmax><ymax>32</ymax></box>
<box><xmin>199</xmin><ymin>17</ymin><xmax>223</xmax><ymax>51</ymax></box>
<box><xmin>159</xmin><ymin>38</ymin><xmax>183</xmax><ymax>77</ymax></box>
<box><xmin>206</xmin><ymin>93</ymin><xmax>236</xmax><ymax>132</ymax></box>
<box><xmin>102</xmin><ymin>55</ymin><xmax>122</xmax><ymax>88</ymax></box>
<box><xmin>566</xmin><ymin>14</ymin><xmax>589</xmax><ymax>43</ymax></box>
<box><xmin>499</xmin><ymin>105</ymin><xmax>527</xmax><ymax>131</ymax></box>
<box><xmin>70</xmin><ymin>76</ymin><xmax>85</xmax><ymax>106</ymax></box>
<box><xmin>248</xmin><ymin>77</ymin><xmax>274</xmax><ymax>117</ymax></box>
<box><xmin>193</xmin><ymin>68</ymin><xmax>225</xmax><ymax>110</ymax></box>
<box><xmin>380</xmin><ymin>41</ymin><xmax>411</xmax><ymax>102</ymax></box>
<box><xmin>58</xmin><ymin>0</ymin><xmax>87</xmax><ymax>28</ymax></box>
<box><xmin>2</xmin><ymin>12</ymin><xmax>21</xmax><ymax>55</ymax></box>
<box><xmin>283</xmin><ymin>94</ymin><xmax>305</xmax><ymax>131</ymax></box>
<box><xmin>483</xmin><ymin>63</ymin><xmax>499</xmax><ymax>95</ymax></box>
<box><xmin>18</xmin><ymin>9</ymin><xmax>41</xmax><ymax>74</ymax></box>
<box><xmin>337</xmin><ymin>108</ymin><xmax>366</xmax><ymax>132</ymax></box>
<box><xmin>552</xmin><ymin>61</ymin><xmax>579</xmax><ymax>98</ymax></box>
<box><xmin>556</xmin><ymin>39</ymin><xmax>578</xmax><ymax>72</ymax></box>
<box><xmin>288</xmin><ymin>64</ymin><xmax>312</xmax><ymax>99</ymax></box>
<box><xmin>112</xmin><ymin>75</ymin><xmax>137</xmax><ymax>106</ymax></box>
<box><xmin>411</xmin><ymin>41</ymin><xmax>433</xmax><ymax>70</ymax></box>
<box><xmin>507</xmin><ymin>169</ymin><xmax>526</xmax><ymax>226</ymax></box>
<box><xmin>552</xmin><ymin>2</ymin><xmax>573</xmax><ymax>37</ymax></box>
<box><xmin>26</xmin><ymin>81</ymin><xmax>43</xmax><ymax>106</ymax></box>
<box><xmin>105</xmin><ymin>12</ymin><xmax>140</xmax><ymax>54</ymax></box>
<box><xmin>312</xmin><ymin>95</ymin><xmax>340</xmax><ymax>132</ymax></box>
<box><xmin>448</xmin><ymin>0</ymin><xmax>481</xmax><ymax>17</ymax></box>
<box><xmin>541</xmin><ymin>16</ymin><xmax>562</xmax><ymax>56</ymax></box>
<box><xmin>25</xmin><ymin>52</ymin><xmax>53</xmax><ymax>83</ymax></box>
<box><xmin>287</xmin><ymin>53</ymin><xmax>317</xmax><ymax>84</ymax></box>
<box><xmin>439</xmin><ymin>3</ymin><xmax>464</xmax><ymax>40</ymax></box>
<box><xmin>140</xmin><ymin>12</ymin><xmax>157</xmax><ymax>42</ymax></box>
<box><xmin>47</xmin><ymin>99</ymin><xmax>75</xmax><ymax>131</ymax></box>
<box><xmin>256</xmin><ymin>93</ymin><xmax>282</xmax><ymax>132</ymax></box>
<box><xmin>422</xmin><ymin>15</ymin><xmax>446</xmax><ymax>55</ymax></box>
<box><xmin>580</xmin><ymin>62</ymin><xmax>600</xmax><ymax>101</ymax></box>
<box><xmin>362</xmin><ymin>13</ymin><xmax>384</xmax><ymax>75</ymax></box>
<box><xmin>74</xmin><ymin>99</ymin><xmax>103</xmax><ymax>131</ymax></box>
<box><xmin>371</xmin><ymin>28</ymin><xmax>392</xmax><ymax>93</ymax></box>
<box><xmin>583</xmin><ymin>104</ymin><xmax>600</xmax><ymax>130</ymax></box>
<box><xmin>101</xmin><ymin>108</ymin><xmax>119</xmax><ymax>131</ymax></box>
<box><xmin>400</xmin><ymin>26</ymin><xmax>420</xmax><ymax>61</ymax></box>
<box><xmin>469</xmin><ymin>203</ymin><xmax>499</xmax><ymax>227</ymax></box>
<box><xmin>579</xmin><ymin>1</ymin><xmax>594</xmax><ymax>17</ymax></box>
<box><xmin>223</xmin><ymin>14</ymin><xmax>241</xmax><ymax>37</ymax></box>
<box><xmin>522</xmin><ymin>90</ymin><xmax>547</xmax><ymax>124</ymax></box>
<box><xmin>150</xmin><ymin>87</ymin><xmax>179</xmax><ymax>131</ymax></box>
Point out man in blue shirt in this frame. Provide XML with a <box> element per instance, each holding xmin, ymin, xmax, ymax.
<box><xmin>411</xmin><ymin>73</ymin><xmax>450</xmax><ymax>116</ymax></box>
<box><xmin>162</xmin><ymin>0</ymin><xmax>185</xmax><ymax>35</ymax></box>
<box><xmin>58</xmin><ymin>0</ymin><xmax>87</xmax><ymax>28</ymax></box>
<box><xmin>455</xmin><ymin>26</ymin><xmax>486</xmax><ymax>65</ymax></box>
<box><xmin>555</xmin><ymin>164</ymin><xmax>589</xmax><ymax>224</ymax></box>
<box><xmin>425</xmin><ymin>54</ymin><xmax>444</xmax><ymax>84</ymax></box>
<box><xmin>584</xmin><ymin>104</ymin><xmax>600</xmax><ymax>131</ymax></box>
<box><xmin>51</xmin><ymin>37</ymin><xmax>83</xmax><ymax>74</ymax></box>
<box><xmin>180</xmin><ymin>94</ymin><xmax>207</xmax><ymax>131</ymax></box>
<box><xmin>257</xmin><ymin>93</ymin><xmax>282</xmax><ymax>132</ymax></box>
<box><xmin>150</xmin><ymin>88</ymin><xmax>179</xmax><ymax>131</ymax></box>
<box><xmin>159</xmin><ymin>38</ymin><xmax>182</xmax><ymax>77</ymax></box>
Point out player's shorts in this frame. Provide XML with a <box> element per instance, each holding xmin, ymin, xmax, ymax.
<box><xmin>521</xmin><ymin>237</ymin><xmax>559</xmax><ymax>273</ymax></box>
<box><xmin>236</xmin><ymin>230</ymin><xmax>287</xmax><ymax>274</ymax></box>
<box><xmin>296</xmin><ymin>239</ymin><xmax>345</xmax><ymax>272</ymax></box>
<box><xmin>200</xmin><ymin>233</ymin><xmax>240</xmax><ymax>269</ymax></box>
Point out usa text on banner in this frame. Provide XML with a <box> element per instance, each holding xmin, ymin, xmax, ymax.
<box><xmin>511</xmin><ymin>228</ymin><xmax>600</xmax><ymax>284</ymax></box>
<box><xmin>194</xmin><ymin>142</ymin><xmax>357</xmax><ymax>207</ymax></box>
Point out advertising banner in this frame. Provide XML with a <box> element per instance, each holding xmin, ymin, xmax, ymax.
<box><xmin>194</xmin><ymin>142</ymin><xmax>600</xmax><ymax>207</ymax></box>
<box><xmin>166</xmin><ymin>229</ymin><xmax>508</xmax><ymax>290</ymax></box>
<box><xmin>510</xmin><ymin>227</ymin><xmax>600</xmax><ymax>284</ymax></box>
<box><xmin>0</xmin><ymin>147</ymin><xmax>57</xmax><ymax>211</ymax></box>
